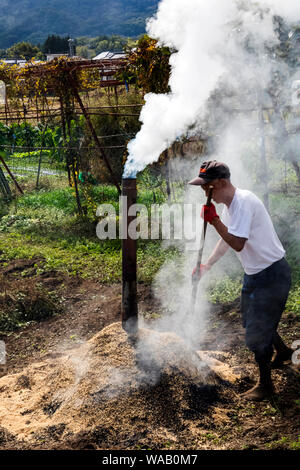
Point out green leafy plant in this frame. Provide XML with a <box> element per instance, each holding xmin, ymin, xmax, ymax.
<box><xmin>207</xmin><ymin>276</ymin><xmax>243</xmax><ymax>304</ymax></box>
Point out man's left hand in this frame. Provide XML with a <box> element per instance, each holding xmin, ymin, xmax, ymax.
<box><xmin>201</xmin><ymin>203</ymin><xmax>219</xmax><ymax>224</ymax></box>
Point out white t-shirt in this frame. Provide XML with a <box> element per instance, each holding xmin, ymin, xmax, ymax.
<box><xmin>221</xmin><ymin>188</ymin><xmax>285</xmax><ymax>275</ymax></box>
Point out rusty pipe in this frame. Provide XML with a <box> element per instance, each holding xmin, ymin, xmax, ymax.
<box><xmin>122</xmin><ymin>178</ymin><xmax>138</xmax><ymax>334</ymax></box>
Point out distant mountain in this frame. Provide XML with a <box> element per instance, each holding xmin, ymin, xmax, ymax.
<box><xmin>0</xmin><ymin>0</ymin><xmax>159</xmax><ymax>48</ymax></box>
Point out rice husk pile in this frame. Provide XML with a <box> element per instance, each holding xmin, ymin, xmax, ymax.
<box><xmin>0</xmin><ymin>322</ymin><xmax>234</xmax><ymax>449</ymax></box>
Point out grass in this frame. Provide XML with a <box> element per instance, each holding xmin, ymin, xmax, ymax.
<box><xmin>265</xmin><ymin>435</ymin><xmax>300</xmax><ymax>450</ymax></box>
<box><xmin>0</xmin><ymin>232</ymin><xmax>177</xmax><ymax>283</ymax></box>
<box><xmin>15</xmin><ymin>187</ymin><xmax>77</xmax><ymax>213</ymax></box>
<box><xmin>0</xmin><ymin>176</ymin><xmax>299</xmax><ymax>314</ymax></box>
<box><xmin>4</xmin><ymin>155</ymin><xmax>66</xmax><ymax>177</ymax></box>
<box><xmin>207</xmin><ymin>274</ymin><xmax>300</xmax><ymax>315</ymax></box>
<box><xmin>0</xmin><ymin>180</ymin><xmax>179</xmax><ymax>283</ymax></box>
<box><xmin>285</xmin><ymin>285</ymin><xmax>300</xmax><ymax>315</ymax></box>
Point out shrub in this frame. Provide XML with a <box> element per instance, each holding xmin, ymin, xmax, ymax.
<box><xmin>0</xmin><ymin>281</ymin><xmax>62</xmax><ymax>332</ymax></box>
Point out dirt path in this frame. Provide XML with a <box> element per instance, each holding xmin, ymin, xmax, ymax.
<box><xmin>0</xmin><ymin>259</ymin><xmax>299</xmax><ymax>450</ymax></box>
<box><xmin>0</xmin><ymin>259</ymin><xmax>160</xmax><ymax>375</ymax></box>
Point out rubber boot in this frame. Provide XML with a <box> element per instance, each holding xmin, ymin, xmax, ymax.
<box><xmin>240</xmin><ymin>360</ymin><xmax>274</xmax><ymax>401</ymax></box>
<box><xmin>271</xmin><ymin>333</ymin><xmax>293</xmax><ymax>369</ymax></box>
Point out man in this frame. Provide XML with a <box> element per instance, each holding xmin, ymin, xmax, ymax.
<box><xmin>189</xmin><ymin>160</ymin><xmax>293</xmax><ymax>401</ymax></box>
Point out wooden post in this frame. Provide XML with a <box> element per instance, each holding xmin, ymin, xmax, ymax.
<box><xmin>59</xmin><ymin>95</ymin><xmax>72</xmax><ymax>186</ymax></box>
<box><xmin>122</xmin><ymin>178</ymin><xmax>138</xmax><ymax>335</ymax></box>
<box><xmin>4</xmin><ymin>98</ymin><xmax>8</xmax><ymax>126</ymax></box>
<box><xmin>0</xmin><ymin>157</ymin><xmax>23</xmax><ymax>195</ymax></box>
<box><xmin>0</xmin><ymin>165</ymin><xmax>12</xmax><ymax>200</ymax></box>
<box><xmin>67</xmin><ymin>72</ymin><xmax>121</xmax><ymax>195</ymax></box>
<box><xmin>258</xmin><ymin>106</ymin><xmax>269</xmax><ymax>211</ymax></box>
<box><xmin>272</xmin><ymin>105</ymin><xmax>300</xmax><ymax>186</ymax></box>
<box><xmin>36</xmin><ymin>122</ymin><xmax>48</xmax><ymax>190</ymax></box>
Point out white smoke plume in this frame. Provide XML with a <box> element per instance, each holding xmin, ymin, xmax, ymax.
<box><xmin>123</xmin><ymin>0</ymin><xmax>300</xmax><ymax>178</ymax></box>
<box><xmin>123</xmin><ymin>0</ymin><xmax>300</xmax><ymax>359</ymax></box>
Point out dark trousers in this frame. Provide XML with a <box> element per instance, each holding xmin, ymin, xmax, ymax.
<box><xmin>241</xmin><ymin>258</ymin><xmax>291</xmax><ymax>363</ymax></box>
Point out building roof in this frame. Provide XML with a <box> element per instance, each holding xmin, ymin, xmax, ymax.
<box><xmin>46</xmin><ymin>53</ymin><xmax>69</xmax><ymax>61</ymax></box>
<box><xmin>0</xmin><ymin>59</ymin><xmax>42</xmax><ymax>67</ymax></box>
<box><xmin>92</xmin><ymin>51</ymin><xmax>126</xmax><ymax>60</ymax></box>
<box><xmin>0</xmin><ymin>59</ymin><xmax>27</xmax><ymax>65</ymax></box>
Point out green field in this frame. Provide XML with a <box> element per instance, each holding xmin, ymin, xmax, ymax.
<box><xmin>0</xmin><ymin>174</ymin><xmax>299</xmax><ymax>315</ymax></box>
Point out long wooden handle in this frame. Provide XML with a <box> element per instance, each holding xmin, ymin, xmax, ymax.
<box><xmin>195</xmin><ymin>186</ymin><xmax>213</xmax><ymax>270</ymax></box>
<box><xmin>189</xmin><ymin>186</ymin><xmax>214</xmax><ymax>315</ymax></box>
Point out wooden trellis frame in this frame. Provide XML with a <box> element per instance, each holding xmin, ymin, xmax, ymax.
<box><xmin>0</xmin><ymin>57</ymin><xmax>137</xmax><ymax>196</ymax></box>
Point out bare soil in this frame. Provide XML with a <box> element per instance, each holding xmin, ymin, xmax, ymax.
<box><xmin>0</xmin><ymin>258</ymin><xmax>299</xmax><ymax>451</ymax></box>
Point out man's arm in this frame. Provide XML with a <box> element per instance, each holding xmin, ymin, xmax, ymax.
<box><xmin>211</xmin><ymin>217</ymin><xmax>247</xmax><ymax>252</ymax></box>
<box><xmin>206</xmin><ymin>238</ymin><xmax>230</xmax><ymax>268</ymax></box>
<box><xmin>193</xmin><ymin>237</ymin><xmax>229</xmax><ymax>280</ymax></box>
<box><xmin>202</xmin><ymin>203</ymin><xmax>248</xmax><ymax>252</ymax></box>
<box><xmin>195</xmin><ymin>203</ymin><xmax>247</xmax><ymax>278</ymax></box>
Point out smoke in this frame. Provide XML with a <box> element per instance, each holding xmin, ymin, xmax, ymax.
<box><xmin>123</xmin><ymin>0</ymin><xmax>300</xmax><ymax>178</ymax></box>
<box><xmin>51</xmin><ymin>339</ymin><xmax>92</xmax><ymax>408</ymax></box>
<box><xmin>113</xmin><ymin>0</ymin><xmax>300</xmax><ymax>391</ymax></box>
<box><xmin>124</xmin><ymin>0</ymin><xmax>229</xmax><ymax>177</ymax></box>
<box><xmin>264</xmin><ymin>0</ymin><xmax>300</xmax><ymax>21</ymax></box>
<box><xmin>125</xmin><ymin>1</ymin><xmax>300</xmax><ymax>359</ymax></box>
<box><xmin>99</xmin><ymin>327</ymin><xmax>215</xmax><ymax>401</ymax></box>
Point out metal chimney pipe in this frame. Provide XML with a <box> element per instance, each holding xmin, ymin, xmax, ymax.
<box><xmin>122</xmin><ymin>178</ymin><xmax>138</xmax><ymax>334</ymax></box>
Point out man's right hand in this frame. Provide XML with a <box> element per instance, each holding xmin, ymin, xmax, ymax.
<box><xmin>192</xmin><ymin>264</ymin><xmax>210</xmax><ymax>283</ymax></box>
<box><xmin>201</xmin><ymin>203</ymin><xmax>219</xmax><ymax>224</ymax></box>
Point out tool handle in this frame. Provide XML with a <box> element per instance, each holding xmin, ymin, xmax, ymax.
<box><xmin>206</xmin><ymin>188</ymin><xmax>213</xmax><ymax>206</ymax></box>
<box><xmin>190</xmin><ymin>188</ymin><xmax>213</xmax><ymax>314</ymax></box>
<box><xmin>202</xmin><ymin>188</ymin><xmax>213</xmax><ymax>241</ymax></box>
<box><xmin>190</xmin><ymin>187</ymin><xmax>213</xmax><ymax>314</ymax></box>
<box><xmin>195</xmin><ymin>186</ymin><xmax>213</xmax><ymax>268</ymax></box>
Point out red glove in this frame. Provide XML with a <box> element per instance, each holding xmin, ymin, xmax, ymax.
<box><xmin>192</xmin><ymin>264</ymin><xmax>210</xmax><ymax>282</ymax></box>
<box><xmin>201</xmin><ymin>203</ymin><xmax>219</xmax><ymax>224</ymax></box>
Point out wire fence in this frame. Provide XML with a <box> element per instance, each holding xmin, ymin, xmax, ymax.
<box><xmin>0</xmin><ymin>129</ymin><xmax>137</xmax><ymax>187</ymax></box>
<box><xmin>3</xmin><ymin>155</ymin><xmax>65</xmax><ymax>179</ymax></box>
<box><xmin>0</xmin><ymin>147</ymin><xmax>68</xmax><ymax>191</ymax></box>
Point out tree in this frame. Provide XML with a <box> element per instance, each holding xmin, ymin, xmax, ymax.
<box><xmin>42</xmin><ymin>35</ymin><xmax>70</xmax><ymax>55</ymax></box>
<box><xmin>6</xmin><ymin>42</ymin><xmax>42</xmax><ymax>60</ymax></box>
<box><xmin>121</xmin><ymin>35</ymin><xmax>171</xmax><ymax>94</ymax></box>
<box><xmin>76</xmin><ymin>46</ymin><xmax>90</xmax><ymax>59</ymax></box>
